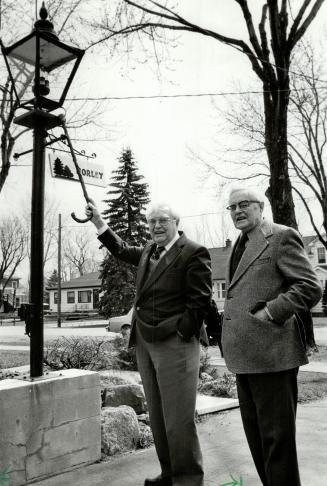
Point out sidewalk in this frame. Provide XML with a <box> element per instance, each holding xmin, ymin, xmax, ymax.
<box><xmin>32</xmin><ymin>397</ymin><xmax>327</xmax><ymax>486</ymax></box>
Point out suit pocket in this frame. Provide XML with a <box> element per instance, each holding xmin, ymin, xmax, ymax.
<box><xmin>247</xmin><ymin>310</ymin><xmax>270</xmax><ymax>325</ymax></box>
<box><xmin>250</xmin><ymin>257</ymin><xmax>272</xmax><ymax>266</ymax></box>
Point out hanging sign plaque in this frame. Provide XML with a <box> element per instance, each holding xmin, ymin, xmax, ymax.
<box><xmin>48</xmin><ymin>152</ymin><xmax>106</xmax><ymax>188</ymax></box>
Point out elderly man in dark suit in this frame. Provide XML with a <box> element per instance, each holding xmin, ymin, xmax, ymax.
<box><xmin>222</xmin><ymin>187</ymin><xmax>322</xmax><ymax>486</ymax></box>
<box><xmin>86</xmin><ymin>201</ymin><xmax>212</xmax><ymax>486</ymax></box>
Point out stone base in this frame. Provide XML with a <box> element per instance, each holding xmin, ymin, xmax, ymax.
<box><xmin>0</xmin><ymin>369</ymin><xmax>101</xmax><ymax>485</ymax></box>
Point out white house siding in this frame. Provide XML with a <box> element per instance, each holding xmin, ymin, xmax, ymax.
<box><xmin>49</xmin><ymin>288</ymin><xmax>97</xmax><ymax>313</ymax></box>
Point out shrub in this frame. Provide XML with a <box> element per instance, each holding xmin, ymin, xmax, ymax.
<box><xmin>110</xmin><ymin>335</ymin><xmax>137</xmax><ymax>371</ymax></box>
<box><xmin>198</xmin><ymin>372</ymin><xmax>237</xmax><ymax>398</ymax></box>
<box><xmin>43</xmin><ymin>335</ymin><xmax>138</xmax><ymax>371</ymax></box>
<box><xmin>44</xmin><ymin>336</ymin><xmax>114</xmax><ymax>370</ymax></box>
<box><xmin>199</xmin><ymin>346</ymin><xmax>211</xmax><ymax>376</ymax></box>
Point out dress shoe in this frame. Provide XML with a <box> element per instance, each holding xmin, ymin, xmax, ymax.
<box><xmin>144</xmin><ymin>474</ymin><xmax>172</xmax><ymax>486</ymax></box>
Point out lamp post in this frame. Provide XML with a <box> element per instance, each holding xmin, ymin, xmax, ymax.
<box><xmin>1</xmin><ymin>2</ymin><xmax>84</xmax><ymax>377</ymax></box>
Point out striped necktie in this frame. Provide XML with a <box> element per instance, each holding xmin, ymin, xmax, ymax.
<box><xmin>152</xmin><ymin>245</ymin><xmax>165</xmax><ymax>261</ymax></box>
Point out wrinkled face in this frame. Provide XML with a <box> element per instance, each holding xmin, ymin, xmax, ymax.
<box><xmin>228</xmin><ymin>190</ymin><xmax>263</xmax><ymax>233</ymax></box>
<box><xmin>147</xmin><ymin>208</ymin><xmax>178</xmax><ymax>246</ymax></box>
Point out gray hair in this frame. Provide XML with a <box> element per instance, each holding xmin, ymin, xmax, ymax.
<box><xmin>228</xmin><ymin>186</ymin><xmax>266</xmax><ymax>204</ymax></box>
<box><xmin>146</xmin><ymin>202</ymin><xmax>180</xmax><ymax>225</ymax></box>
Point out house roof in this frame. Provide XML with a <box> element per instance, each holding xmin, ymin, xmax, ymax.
<box><xmin>208</xmin><ymin>245</ymin><xmax>233</xmax><ymax>280</ymax></box>
<box><xmin>302</xmin><ymin>235</ymin><xmax>317</xmax><ymax>254</ymax></box>
<box><xmin>47</xmin><ymin>271</ymin><xmax>101</xmax><ymax>290</ymax></box>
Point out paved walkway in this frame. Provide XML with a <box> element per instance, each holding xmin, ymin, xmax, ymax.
<box><xmin>32</xmin><ymin>398</ymin><xmax>327</xmax><ymax>486</ymax></box>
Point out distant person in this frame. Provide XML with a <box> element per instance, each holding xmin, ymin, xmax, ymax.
<box><xmin>222</xmin><ymin>186</ymin><xmax>322</xmax><ymax>486</ymax></box>
<box><xmin>86</xmin><ymin>200</ymin><xmax>212</xmax><ymax>486</ymax></box>
<box><xmin>203</xmin><ymin>299</ymin><xmax>223</xmax><ymax>356</ymax></box>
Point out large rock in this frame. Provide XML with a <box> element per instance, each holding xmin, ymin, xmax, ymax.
<box><xmin>101</xmin><ymin>406</ymin><xmax>140</xmax><ymax>456</ymax></box>
<box><xmin>103</xmin><ymin>384</ymin><xmax>147</xmax><ymax>414</ymax></box>
<box><xmin>138</xmin><ymin>422</ymin><xmax>154</xmax><ymax>449</ymax></box>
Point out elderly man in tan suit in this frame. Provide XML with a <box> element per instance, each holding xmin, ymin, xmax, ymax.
<box><xmin>222</xmin><ymin>187</ymin><xmax>322</xmax><ymax>486</ymax></box>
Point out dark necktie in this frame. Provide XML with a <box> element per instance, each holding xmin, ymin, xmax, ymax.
<box><xmin>152</xmin><ymin>245</ymin><xmax>165</xmax><ymax>261</ymax></box>
<box><xmin>230</xmin><ymin>233</ymin><xmax>248</xmax><ymax>279</ymax></box>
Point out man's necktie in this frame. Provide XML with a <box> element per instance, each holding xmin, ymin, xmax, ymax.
<box><xmin>230</xmin><ymin>233</ymin><xmax>248</xmax><ymax>279</ymax></box>
<box><xmin>152</xmin><ymin>245</ymin><xmax>165</xmax><ymax>261</ymax></box>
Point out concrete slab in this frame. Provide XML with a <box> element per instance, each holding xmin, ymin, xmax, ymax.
<box><xmin>31</xmin><ymin>398</ymin><xmax>327</xmax><ymax>486</ymax></box>
<box><xmin>196</xmin><ymin>394</ymin><xmax>239</xmax><ymax>415</ymax></box>
<box><xmin>300</xmin><ymin>361</ymin><xmax>327</xmax><ymax>373</ymax></box>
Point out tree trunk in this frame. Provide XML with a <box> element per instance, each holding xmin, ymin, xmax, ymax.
<box><xmin>263</xmin><ymin>76</ymin><xmax>297</xmax><ymax>229</ymax></box>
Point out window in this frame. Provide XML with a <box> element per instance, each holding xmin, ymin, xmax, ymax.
<box><xmin>216</xmin><ymin>281</ymin><xmax>226</xmax><ymax>300</ymax></box>
<box><xmin>78</xmin><ymin>290</ymin><xmax>91</xmax><ymax>303</ymax></box>
<box><xmin>12</xmin><ymin>280</ymin><xmax>18</xmax><ymax>289</ymax></box>
<box><xmin>54</xmin><ymin>292</ymin><xmax>58</xmax><ymax>304</ymax></box>
<box><xmin>67</xmin><ymin>291</ymin><xmax>75</xmax><ymax>304</ymax></box>
<box><xmin>318</xmin><ymin>247</ymin><xmax>326</xmax><ymax>264</ymax></box>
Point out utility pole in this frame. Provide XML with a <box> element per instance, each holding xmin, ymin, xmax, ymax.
<box><xmin>57</xmin><ymin>213</ymin><xmax>62</xmax><ymax>328</ymax></box>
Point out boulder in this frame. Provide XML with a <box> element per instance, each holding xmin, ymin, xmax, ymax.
<box><xmin>138</xmin><ymin>422</ymin><xmax>154</xmax><ymax>449</ymax></box>
<box><xmin>101</xmin><ymin>406</ymin><xmax>140</xmax><ymax>456</ymax></box>
<box><xmin>103</xmin><ymin>384</ymin><xmax>147</xmax><ymax>414</ymax></box>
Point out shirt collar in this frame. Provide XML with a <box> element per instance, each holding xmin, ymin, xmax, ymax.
<box><xmin>161</xmin><ymin>232</ymin><xmax>180</xmax><ymax>252</ymax></box>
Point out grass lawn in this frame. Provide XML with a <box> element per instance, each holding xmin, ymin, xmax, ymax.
<box><xmin>0</xmin><ymin>351</ymin><xmax>30</xmax><ymax>369</ymax></box>
<box><xmin>310</xmin><ymin>345</ymin><xmax>327</xmax><ymax>361</ymax></box>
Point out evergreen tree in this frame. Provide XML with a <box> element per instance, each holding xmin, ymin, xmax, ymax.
<box><xmin>46</xmin><ymin>269</ymin><xmax>59</xmax><ymax>289</ymax></box>
<box><xmin>63</xmin><ymin>165</ymin><xmax>74</xmax><ymax>178</ymax></box>
<box><xmin>100</xmin><ymin>148</ymin><xmax>150</xmax><ymax>317</ymax></box>
<box><xmin>53</xmin><ymin>157</ymin><xmax>64</xmax><ymax>176</ymax></box>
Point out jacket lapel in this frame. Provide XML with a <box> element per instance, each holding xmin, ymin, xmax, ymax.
<box><xmin>139</xmin><ymin>233</ymin><xmax>185</xmax><ymax>296</ymax></box>
<box><xmin>136</xmin><ymin>242</ymin><xmax>155</xmax><ymax>294</ymax></box>
<box><xmin>228</xmin><ymin>220</ymin><xmax>272</xmax><ymax>289</ymax></box>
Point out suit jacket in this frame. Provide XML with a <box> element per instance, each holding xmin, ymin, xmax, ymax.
<box><xmin>222</xmin><ymin>220</ymin><xmax>322</xmax><ymax>374</ymax></box>
<box><xmin>98</xmin><ymin>229</ymin><xmax>212</xmax><ymax>347</ymax></box>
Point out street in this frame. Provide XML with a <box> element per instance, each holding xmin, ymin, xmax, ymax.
<box><xmin>0</xmin><ymin>316</ymin><xmax>326</xmax><ymax>346</ymax></box>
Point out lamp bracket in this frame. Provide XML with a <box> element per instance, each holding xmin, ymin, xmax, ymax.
<box><xmin>13</xmin><ymin>134</ymin><xmax>67</xmax><ymax>160</ymax></box>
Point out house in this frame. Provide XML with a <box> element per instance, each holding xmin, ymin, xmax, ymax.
<box><xmin>303</xmin><ymin>235</ymin><xmax>327</xmax><ymax>305</ymax></box>
<box><xmin>47</xmin><ymin>272</ymin><xmax>101</xmax><ymax>313</ymax></box>
<box><xmin>0</xmin><ymin>276</ymin><xmax>29</xmax><ymax>312</ymax></box>
<box><xmin>208</xmin><ymin>239</ymin><xmax>233</xmax><ymax>310</ymax></box>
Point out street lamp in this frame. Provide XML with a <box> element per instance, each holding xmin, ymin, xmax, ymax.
<box><xmin>1</xmin><ymin>2</ymin><xmax>84</xmax><ymax>378</ymax></box>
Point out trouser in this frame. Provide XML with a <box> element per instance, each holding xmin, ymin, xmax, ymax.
<box><xmin>236</xmin><ymin>368</ymin><xmax>301</xmax><ymax>486</ymax></box>
<box><xmin>135</xmin><ymin>326</ymin><xmax>204</xmax><ymax>486</ymax></box>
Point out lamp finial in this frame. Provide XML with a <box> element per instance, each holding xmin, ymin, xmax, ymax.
<box><xmin>34</xmin><ymin>2</ymin><xmax>57</xmax><ymax>38</ymax></box>
<box><xmin>39</xmin><ymin>2</ymin><xmax>48</xmax><ymax>21</ymax></box>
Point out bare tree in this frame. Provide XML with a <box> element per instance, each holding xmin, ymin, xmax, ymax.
<box><xmin>288</xmin><ymin>44</ymin><xmax>327</xmax><ymax>247</ymax></box>
<box><xmin>0</xmin><ymin>216</ymin><xmax>28</xmax><ymax>306</ymax></box>
<box><xmin>63</xmin><ymin>228</ymin><xmax>102</xmax><ymax>277</ymax></box>
<box><xmin>90</xmin><ymin>0</ymin><xmax>324</xmax><ymax>228</ymax></box>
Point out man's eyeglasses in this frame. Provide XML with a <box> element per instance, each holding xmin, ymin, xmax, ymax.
<box><xmin>226</xmin><ymin>200</ymin><xmax>260</xmax><ymax>211</ymax></box>
<box><xmin>148</xmin><ymin>218</ymin><xmax>175</xmax><ymax>227</ymax></box>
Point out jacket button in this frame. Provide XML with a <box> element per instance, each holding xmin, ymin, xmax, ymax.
<box><xmin>136</xmin><ymin>306</ymin><xmax>140</xmax><ymax>311</ymax></box>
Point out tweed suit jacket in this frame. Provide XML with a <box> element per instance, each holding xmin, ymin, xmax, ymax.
<box><xmin>98</xmin><ymin>228</ymin><xmax>212</xmax><ymax>347</ymax></box>
<box><xmin>222</xmin><ymin>219</ymin><xmax>322</xmax><ymax>374</ymax></box>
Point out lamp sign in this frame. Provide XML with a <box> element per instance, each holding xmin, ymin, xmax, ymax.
<box><xmin>48</xmin><ymin>153</ymin><xmax>106</xmax><ymax>187</ymax></box>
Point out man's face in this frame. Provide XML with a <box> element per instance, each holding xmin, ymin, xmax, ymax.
<box><xmin>147</xmin><ymin>209</ymin><xmax>177</xmax><ymax>246</ymax></box>
<box><xmin>228</xmin><ymin>190</ymin><xmax>263</xmax><ymax>233</ymax></box>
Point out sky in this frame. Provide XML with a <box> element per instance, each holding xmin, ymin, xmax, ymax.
<box><xmin>1</xmin><ymin>0</ymin><xmax>327</xmax><ymax>270</ymax></box>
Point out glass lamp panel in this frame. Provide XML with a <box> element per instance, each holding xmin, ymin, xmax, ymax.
<box><xmin>6</xmin><ymin>54</ymin><xmax>35</xmax><ymax>103</ymax></box>
<box><xmin>8</xmin><ymin>36</ymin><xmax>77</xmax><ymax>72</ymax></box>
<box><xmin>7</xmin><ymin>52</ymin><xmax>78</xmax><ymax>110</ymax></box>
